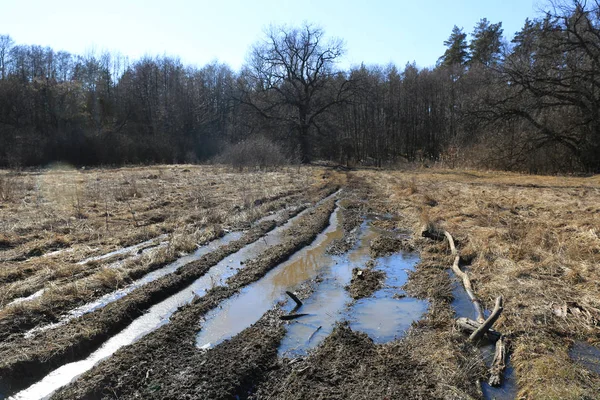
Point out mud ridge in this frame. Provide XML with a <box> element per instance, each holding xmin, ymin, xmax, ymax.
<box><xmin>0</xmin><ymin>219</ymin><xmax>278</xmax><ymax>394</ymax></box>
<box><xmin>48</xmin><ymin>198</ymin><xmax>337</xmax><ymax>399</ymax></box>
<box><xmin>346</xmin><ymin>260</ymin><xmax>385</xmax><ymax>300</ymax></box>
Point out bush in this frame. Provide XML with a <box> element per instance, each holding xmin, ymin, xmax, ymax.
<box><xmin>214</xmin><ymin>136</ymin><xmax>290</xmax><ymax>170</ymax></box>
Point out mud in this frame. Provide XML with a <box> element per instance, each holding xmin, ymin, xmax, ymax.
<box><xmin>254</xmin><ymin>323</ymin><xmax>438</xmax><ymax>400</ymax></box>
<box><xmin>369</xmin><ymin>234</ymin><xmax>414</xmax><ymax>257</ymax></box>
<box><xmin>326</xmin><ymin>203</ymin><xmax>362</xmax><ymax>255</ymax></box>
<box><xmin>0</xmin><ymin>219</ymin><xmax>278</xmax><ymax>394</ymax></box>
<box><xmin>346</xmin><ymin>261</ymin><xmax>385</xmax><ymax>299</ymax></box>
<box><xmin>44</xmin><ymin>197</ymin><xmax>337</xmax><ymax>399</ymax></box>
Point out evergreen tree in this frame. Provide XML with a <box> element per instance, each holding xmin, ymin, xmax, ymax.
<box><xmin>469</xmin><ymin>18</ymin><xmax>504</xmax><ymax>66</ymax></box>
<box><xmin>439</xmin><ymin>26</ymin><xmax>469</xmax><ymax>67</ymax></box>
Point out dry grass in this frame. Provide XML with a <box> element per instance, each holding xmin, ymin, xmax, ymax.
<box><xmin>0</xmin><ymin>165</ymin><xmax>334</xmax><ymax>333</ymax></box>
<box><xmin>353</xmin><ymin>167</ymin><xmax>600</xmax><ymax>399</ymax></box>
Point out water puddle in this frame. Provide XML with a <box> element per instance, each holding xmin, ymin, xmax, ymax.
<box><xmin>7</xmin><ymin>289</ymin><xmax>45</xmax><ymax>307</ymax></box>
<box><xmin>195</xmin><ymin>207</ymin><xmax>344</xmax><ymax>350</ymax></box>
<box><xmin>76</xmin><ymin>235</ymin><xmax>169</xmax><ymax>265</ymax></box>
<box><xmin>569</xmin><ymin>341</ymin><xmax>600</xmax><ymax>374</ymax></box>
<box><xmin>23</xmin><ymin>207</ymin><xmax>303</xmax><ymax>338</ymax></box>
<box><xmin>196</xmin><ymin>216</ymin><xmax>427</xmax><ymax>358</ymax></box>
<box><xmin>345</xmin><ymin>253</ymin><xmax>426</xmax><ymax>344</ymax></box>
<box><xmin>24</xmin><ymin>232</ymin><xmax>244</xmax><ymax>338</ymax></box>
<box><xmin>449</xmin><ymin>271</ymin><xmax>518</xmax><ymax>399</ymax></box>
<box><xmin>10</xmin><ymin>201</ymin><xmax>331</xmax><ymax>400</ymax></box>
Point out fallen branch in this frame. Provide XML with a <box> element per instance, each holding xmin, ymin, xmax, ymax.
<box><xmin>279</xmin><ymin>313</ymin><xmax>309</xmax><ymax>321</ymax></box>
<box><xmin>286</xmin><ymin>291</ymin><xmax>303</xmax><ymax>312</ymax></box>
<box><xmin>470</xmin><ymin>296</ymin><xmax>503</xmax><ymax>342</ymax></box>
<box><xmin>308</xmin><ymin>325</ymin><xmax>322</xmax><ymax>343</ymax></box>
<box><xmin>488</xmin><ymin>336</ymin><xmax>507</xmax><ymax>387</ymax></box>
<box><xmin>455</xmin><ymin>318</ymin><xmax>502</xmax><ymax>342</ymax></box>
<box><xmin>443</xmin><ymin>231</ymin><xmax>485</xmax><ymax>323</ymax></box>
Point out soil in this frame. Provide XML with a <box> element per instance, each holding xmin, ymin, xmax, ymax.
<box><xmin>346</xmin><ymin>260</ymin><xmax>385</xmax><ymax>299</ymax></box>
<box><xmin>48</xmin><ymin>197</ymin><xmax>337</xmax><ymax>399</ymax></box>
<box><xmin>4</xmin><ymin>166</ymin><xmax>600</xmax><ymax>399</ymax></box>
<box><xmin>369</xmin><ymin>235</ymin><xmax>415</xmax><ymax>258</ymax></box>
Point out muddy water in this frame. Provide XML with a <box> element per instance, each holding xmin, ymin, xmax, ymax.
<box><xmin>196</xmin><ymin>217</ymin><xmax>427</xmax><ymax>358</ymax></box>
<box><xmin>346</xmin><ymin>253</ymin><xmax>426</xmax><ymax>344</ymax></box>
<box><xmin>569</xmin><ymin>341</ymin><xmax>600</xmax><ymax>374</ymax></box>
<box><xmin>449</xmin><ymin>271</ymin><xmax>518</xmax><ymax>400</ymax></box>
<box><xmin>11</xmin><ymin>204</ymin><xmax>324</xmax><ymax>400</ymax></box>
<box><xmin>280</xmin><ymin>248</ymin><xmax>425</xmax><ymax>357</ymax></box>
<box><xmin>195</xmin><ymin>207</ymin><xmax>344</xmax><ymax>350</ymax></box>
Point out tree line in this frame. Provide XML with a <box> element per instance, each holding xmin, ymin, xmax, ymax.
<box><xmin>0</xmin><ymin>0</ymin><xmax>599</xmax><ymax>173</ymax></box>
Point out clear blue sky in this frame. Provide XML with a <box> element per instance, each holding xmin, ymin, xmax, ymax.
<box><xmin>2</xmin><ymin>0</ymin><xmax>545</xmax><ymax>70</ymax></box>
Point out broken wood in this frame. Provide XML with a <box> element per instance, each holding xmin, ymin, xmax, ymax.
<box><xmin>456</xmin><ymin>318</ymin><xmax>502</xmax><ymax>342</ymax></box>
<box><xmin>488</xmin><ymin>336</ymin><xmax>507</xmax><ymax>387</ymax></box>
<box><xmin>286</xmin><ymin>291</ymin><xmax>303</xmax><ymax>312</ymax></box>
<box><xmin>470</xmin><ymin>296</ymin><xmax>503</xmax><ymax>342</ymax></box>
<box><xmin>443</xmin><ymin>231</ymin><xmax>485</xmax><ymax>323</ymax></box>
<box><xmin>308</xmin><ymin>325</ymin><xmax>322</xmax><ymax>343</ymax></box>
<box><xmin>279</xmin><ymin>313</ymin><xmax>308</xmax><ymax>321</ymax></box>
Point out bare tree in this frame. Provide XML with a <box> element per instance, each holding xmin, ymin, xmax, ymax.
<box><xmin>0</xmin><ymin>35</ymin><xmax>14</xmax><ymax>80</ymax></box>
<box><xmin>242</xmin><ymin>23</ymin><xmax>348</xmax><ymax>162</ymax></box>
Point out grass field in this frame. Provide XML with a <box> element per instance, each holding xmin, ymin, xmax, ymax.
<box><xmin>0</xmin><ymin>165</ymin><xmax>599</xmax><ymax>399</ymax></box>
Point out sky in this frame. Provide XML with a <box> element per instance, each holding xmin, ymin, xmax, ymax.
<box><xmin>2</xmin><ymin>0</ymin><xmax>545</xmax><ymax>71</ymax></box>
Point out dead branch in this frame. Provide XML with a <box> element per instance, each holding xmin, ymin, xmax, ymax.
<box><xmin>279</xmin><ymin>313</ymin><xmax>309</xmax><ymax>321</ymax></box>
<box><xmin>308</xmin><ymin>325</ymin><xmax>322</xmax><ymax>343</ymax></box>
<box><xmin>470</xmin><ymin>296</ymin><xmax>504</xmax><ymax>342</ymax></box>
<box><xmin>488</xmin><ymin>336</ymin><xmax>507</xmax><ymax>387</ymax></box>
<box><xmin>443</xmin><ymin>231</ymin><xmax>485</xmax><ymax>323</ymax></box>
<box><xmin>455</xmin><ymin>317</ymin><xmax>502</xmax><ymax>342</ymax></box>
<box><xmin>286</xmin><ymin>291</ymin><xmax>303</xmax><ymax>311</ymax></box>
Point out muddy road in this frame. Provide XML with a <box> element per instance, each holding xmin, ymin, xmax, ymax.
<box><xmin>1</xmin><ymin>166</ymin><xmax>599</xmax><ymax>399</ymax></box>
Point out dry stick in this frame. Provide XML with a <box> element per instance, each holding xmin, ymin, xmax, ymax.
<box><xmin>280</xmin><ymin>313</ymin><xmax>309</xmax><ymax>321</ymax></box>
<box><xmin>443</xmin><ymin>231</ymin><xmax>485</xmax><ymax>323</ymax></box>
<box><xmin>443</xmin><ymin>230</ymin><xmax>508</xmax><ymax>387</ymax></box>
<box><xmin>308</xmin><ymin>325</ymin><xmax>322</xmax><ymax>343</ymax></box>
<box><xmin>286</xmin><ymin>290</ymin><xmax>303</xmax><ymax>312</ymax></box>
<box><xmin>488</xmin><ymin>336</ymin><xmax>507</xmax><ymax>387</ymax></box>
<box><xmin>470</xmin><ymin>296</ymin><xmax>503</xmax><ymax>342</ymax></box>
<box><xmin>455</xmin><ymin>318</ymin><xmax>502</xmax><ymax>342</ymax></box>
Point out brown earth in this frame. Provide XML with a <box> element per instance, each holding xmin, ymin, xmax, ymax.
<box><xmin>1</xmin><ymin>166</ymin><xmax>600</xmax><ymax>399</ymax></box>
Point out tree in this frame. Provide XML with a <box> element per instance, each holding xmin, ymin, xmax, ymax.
<box><xmin>439</xmin><ymin>26</ymin><xmax>469</xmax><ymax>67</ymax></box>
<box><xmin>0</xmin><ymin>35</ymin><xmax>14</xmax><ymax>80</ymax></box>
<box><xmin>469</xmin><ymin>18</ymin><xmax>504</xmax><ymax>66</ymax></box>
<box><xmin>242</xmin><ymin>23</ymin><xmax>348</xmax><ymax>162</ymax></box>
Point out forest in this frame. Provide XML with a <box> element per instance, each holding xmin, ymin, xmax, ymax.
<box><xmin>1</xmin><ymin>1</ymin><xmax>600</xmax><ymax>173</ymax></box>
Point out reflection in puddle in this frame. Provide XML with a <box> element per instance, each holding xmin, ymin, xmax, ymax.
<box><xmin>196</xmin><ymin>215</ymin><xmax>427</xmax><ymax>359</ymax></box>
<box><xmin>282</xmin><ymin>251</ymin><xmax>425</xmax><ymax>356</ymax></box>
<box><xmin>569</xmin><ymin>341</ymin><xmax>600</xmax><ymax>374</ymax></box>
<box><xmin>196</xmin><ymin>207</ymin><xmax>344</xmax><ymax>349</ymax></box>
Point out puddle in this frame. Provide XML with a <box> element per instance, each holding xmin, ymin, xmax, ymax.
<box><xmin>480</xmin><ymin>344</ymin><xmax>518</xmax><ymax>400</ymax></box>
<box><xmin>449</xmin><ymin>271</ymin><xmax>518</xmax><ymax>399</ymax></box>
<box><xmin>196</xmin><ymin>216</ymin><xmax>427</xmax><ymax>358</ymax></box>
<box><xmin>10</xmin><ymin>201</ymin><xmax>333</xmax><ymax>400</ymax></box>
<box><xmin>24</xmin><ymin>232</ymin><xmax>245</xmax><ymax>338</ymax></box>
<box><xmin>76</xmin><ymin>234</ymin><xmax>168</xmax><ymax>265</ymax></box>
<box><xmin>569</xmin><ymin>341</ymin><xmax>600</xmax><ymax>374</ymax></box>
<box><xmin>345</xmin><ymin>253</ymin><xmax>426</xmax><ymax>344</ymax></box>
<box><xmin>281</xmin><ymin>251</ymin><xmax>425</xmax><ymax>356</ymax></box>
<box><xmin>195</xmin><ymin>206</ymin><xmax>344</xmax><ymax>350</ymax></box>
<box><xmin>23</xmin><ymin>207</ymin><xmax>306</xmax><ymax>338</ymax></box>
<box><xmin>6</xmin><ymin>289</ymin><xmax>45</xmax><ymax>307</ymax></box>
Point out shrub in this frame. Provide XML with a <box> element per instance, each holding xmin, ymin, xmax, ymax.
<box><xmin>214</xmin><ymin>136</ymin><xmax>290</xmax><ymax>170</ymax></box>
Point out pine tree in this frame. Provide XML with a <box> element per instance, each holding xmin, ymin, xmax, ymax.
<box><xmin>439</xmin><ymin>26</ymin><xmax>469</xmax><ymax>67</ymax></box>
